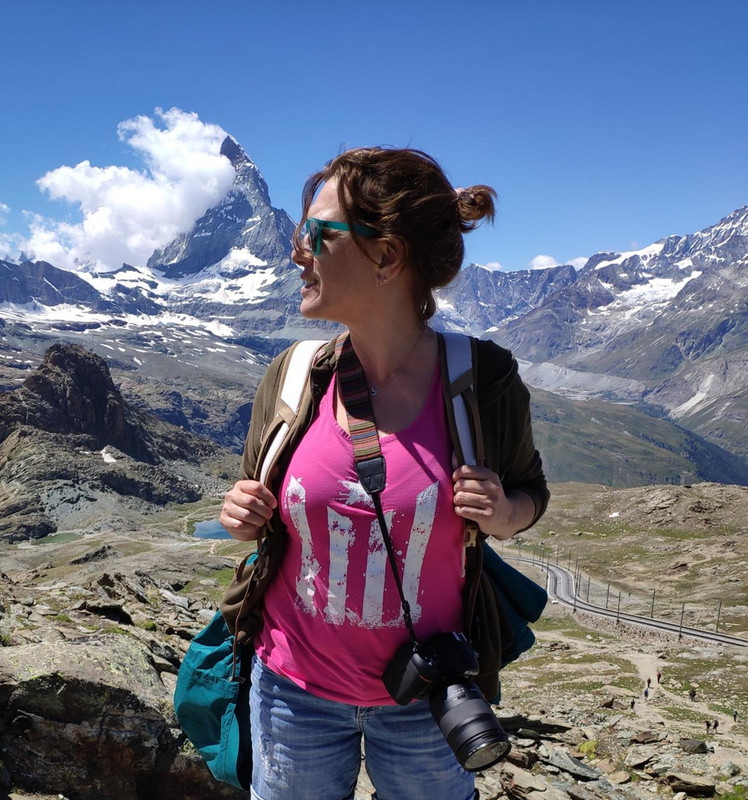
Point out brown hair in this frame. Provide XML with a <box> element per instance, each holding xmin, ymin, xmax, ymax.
<box><xmin>293</xmin><ymin>147</ymin><xmax>497</xmax><ymax>321</ymax></box>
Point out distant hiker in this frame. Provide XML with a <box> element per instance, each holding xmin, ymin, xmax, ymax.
<box><xmin>705</xmin><ymin>720</ymin><xmax>711</xmax><ymax>734</ymax></box>
<box><xmin>734</xmin><ymin>710</ymin><xmax>739</xmax><ymax>723</ymax></box>
<box><xmin>656</xmin><ymin>670</ymin><xmax>662</xmax><ymax>683</ymax></box>
<box><xmin>643</xmin><ymin>688</ymin><xmax>649</xmax><ymax>700</ymax></box>
<box><xmin>689</xmin><ymin>688</ymin><xmax>697</xmax><ymax>702</ymax></box>
<box><xmin>646</xmin><ymin>677</ymin><xmax>651</xmax><ymax>688</ymax></box>
<box><xmin>713</xmin><ymin>719</ymin><xmax>719</xmax><ymax>733</ymax></box>
<box><xmin>630</xmin><ymin>699</ymin><xmax>635</xmax><ymax>710</ymax></box>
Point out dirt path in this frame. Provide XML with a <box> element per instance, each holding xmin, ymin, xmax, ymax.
<box><xmin>621</xmin><ymin>646</ymin><xmax>747</xmax><ymax>761</ymax></box>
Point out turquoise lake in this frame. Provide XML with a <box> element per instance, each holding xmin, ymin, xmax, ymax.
<box><xmin>193</xmin><ymin>519</ymin><xmax>232</xmax><ymax>539</ymax></box>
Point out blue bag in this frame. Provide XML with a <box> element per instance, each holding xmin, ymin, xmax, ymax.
<box><xmin>174</xmin><ymin>599</ymin><xmax>253</xmax><ymax>789</ymax></box>
<box><xmin>482</xmin><ymin>541</ymin><xmax>547</xmax><ymax>668</ymax></box>
<box><xmin>481</xmin><ymin>541</ymin><xmax>548</xmax><ymax>702</ymax></box>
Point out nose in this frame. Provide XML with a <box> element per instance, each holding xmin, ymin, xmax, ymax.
<box><xmin>292</xmin><ymin>242</ymin><xmax>313</xmax><ymax>269</ymax></box>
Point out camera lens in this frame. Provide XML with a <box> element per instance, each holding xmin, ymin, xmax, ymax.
<box><xmin>429</xmin><ymin>682</ymin><xmax>511</xmax><ymax>772</ymax></box>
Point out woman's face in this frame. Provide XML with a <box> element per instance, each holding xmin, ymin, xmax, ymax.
<box><xmin>292</xmin><ymin>178</ymin><xmax>380</xmax><ymax>325</ymax></box>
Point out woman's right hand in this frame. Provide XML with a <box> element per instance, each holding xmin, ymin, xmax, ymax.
<box><xmin>219</xmin><ymin>480</ymin><xmax>278</xmax><ymax>541</ymax></box>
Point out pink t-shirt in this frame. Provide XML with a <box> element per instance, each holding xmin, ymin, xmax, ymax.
<box><xmin>255</xmin><ymin>362</ymin><xmax>466</xmax><ymax>705</ymax></box>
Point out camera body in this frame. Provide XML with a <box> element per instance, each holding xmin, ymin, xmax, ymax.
<box><xmin>382</xmin><ymin>631</ymin><xmax>511</xmax><ymax>772</ymax></box>
<box><xmin>382</xmin><ymin>631</ymin><xmax>479</xmax><ymax>705</ymax></box>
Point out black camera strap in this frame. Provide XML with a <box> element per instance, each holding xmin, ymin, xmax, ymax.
<box><xmin>334</xmin><ymin>332</ymin><xmax>418</xmax><ymax>649</ymax></box>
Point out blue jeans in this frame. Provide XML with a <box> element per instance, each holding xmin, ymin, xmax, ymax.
<box><xmin>249</xmin><ymin>655</ymin><xmax>476</xmax><ymax>800</ymax></box>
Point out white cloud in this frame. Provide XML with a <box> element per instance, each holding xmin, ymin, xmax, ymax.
<box><xmin>481</xmin><ymin>261</ymin><xmax>506</xmax><ymax>271</ymax></box>
<box><xmin>25</xmin><ymin>108</ymin><xmax>235</xmax><ymax>272</ymax></box>
<box><xmin>0</xmin><ymin>205</ymin><xmax>24</xmax><ymax>259</ymax></box>
<box><xmin>529</xmin><ymin>254</ymin><xmax>560</xmax><ymax>270</ymax></box>
<box><xmin>568</xmin><ymin>256</ymin><xmax>588</xmax><ymax>269</ymax></box>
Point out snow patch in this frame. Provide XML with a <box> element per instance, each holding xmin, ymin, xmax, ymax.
<box><xmin>101</xmin><ymin>448</ymin><xmax>117</xmax><ymax>464</ymax></box>
<box><xmin>593</xmin><ymin>242</ymin><xmax>665</xmax><ymax>270</ymax></box>
<box><xmin>598</xmin><ymin>271</ymin><xmax>702</xmax><ymax>316</ymax></box>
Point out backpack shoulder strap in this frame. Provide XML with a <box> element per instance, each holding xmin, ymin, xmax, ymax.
<box><xmin>258</xmin><ymin>339</ymin><xmax>326</xmax><ymax>484</ymax></box>
<box><xmin>440</xmin><ymin>332</ymin><xmax>485</xmax><ymax>467</ymax></box>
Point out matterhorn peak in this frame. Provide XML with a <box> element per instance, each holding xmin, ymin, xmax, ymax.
<box><xmin>220</xmin><ymin>135</ymin><xmax>254</xmax><ymax>170</ymax></box>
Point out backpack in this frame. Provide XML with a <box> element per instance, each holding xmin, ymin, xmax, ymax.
<box><xmin>174</xmin><ymin>332</ymin><xmax>546</xmax><ymax>788</ymax></box>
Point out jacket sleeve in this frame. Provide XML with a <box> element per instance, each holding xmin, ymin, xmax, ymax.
<box><xmin>476</xmin><ymin>339</ymin><xmax>549</xmax><ymax>530</ymax></box>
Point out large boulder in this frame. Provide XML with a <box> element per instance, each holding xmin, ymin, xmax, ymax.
<box><xmin>0</xmin><ymin>633</ymin><xmax>243</xmax><ymax>800</ymax></box>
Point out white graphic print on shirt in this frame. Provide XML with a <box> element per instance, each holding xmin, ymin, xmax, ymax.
<box><xmin>285</xmin><ymin>475</ymin><xmax>439</xmax><ymax>628</ymax></box>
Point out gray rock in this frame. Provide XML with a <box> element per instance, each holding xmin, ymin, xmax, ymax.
<box><xmin>160</xmin><ymin>589</ymin><xmax>190</xmax><ymax>609</ymax></box>
<box><xmin>679</xmin><ymin>737</ymin><xmax>708</xmax><ymax>754</ymax></box>
<box><xmin>624</xmin><ymin>745</ymin><xmax>658</xmax><ymax>768</ymax></box>
<box><xmin>0</xmin><ymin>633</ymin><xmax>243</xmax><ymax>800</ymax></box>
<box><xmin>665</xmin><ymin>771</ymin><xmax>715</xmax><ymax>796</ymax></box>
<box><xmin>539</xmin><ymin>745</ymin><xmax>601</xmax><ymax>780</ymax></box>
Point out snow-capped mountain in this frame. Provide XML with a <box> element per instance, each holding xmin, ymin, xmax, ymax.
<box><xmin>435</xmin><ymin>206</ymin><xmax>748</xmax><ymax>455</ymax></box>
<box><xmin>147</xmin><ymin>136</ymin><xmax>295</xmax><ymax>279</ymax></box>
<box><xmin>0</xmin><ymin>134</ymin><xmax>746</xmax><ymax>468</ymax></box>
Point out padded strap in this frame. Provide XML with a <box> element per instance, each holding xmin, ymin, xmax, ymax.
<box><xmin>258</xmin><ymin>339</ymin><xmax>325</xmax><ymax>484</ymax></box>
<box><xmin>442</xmin><ymin>332</ymin><xmax>478</xmax><ymax>466</ymax></box>
<box><xmin>334</xmin><ymin>332</ymin><xmax>386</xmax><ymax>493</ymax></box>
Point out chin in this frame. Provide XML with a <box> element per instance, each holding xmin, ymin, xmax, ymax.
<box><xmin>300</xmin><ymin>301</ymin><xmax>346</xmax><ymax>326</ymax></box>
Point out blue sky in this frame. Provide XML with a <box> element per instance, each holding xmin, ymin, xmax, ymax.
<box><xmin>1</xmin><ymin>0</ymin><xmax>746</xmax><ymax>272</ymax></box>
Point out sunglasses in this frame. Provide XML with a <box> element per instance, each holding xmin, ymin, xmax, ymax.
<box><xmin>301</xmin><ymin>217</ymin><xmax>377</xmax><ymax>255</ymax></box>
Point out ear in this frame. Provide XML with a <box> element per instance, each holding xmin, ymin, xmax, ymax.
<box><xmin>375</xmin><ymin>236</ymin><xmax>409</xmax><ymax>285</ymax></box>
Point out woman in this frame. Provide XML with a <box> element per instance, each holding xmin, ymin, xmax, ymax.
<box><xmin>220</xmin><ymin>147</ymin><xmax>549</xmax><ymax>800</ymax></box>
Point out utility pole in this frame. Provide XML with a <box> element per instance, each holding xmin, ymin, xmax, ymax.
<box><xmin>586</xmin><ymin>575</ymin><xmax>591</xmax><ymax>602</ymax></box>
<box><xmin>715</xmin><ymin>599</ymin><xmax>722</xmax><ymax>633</ymax></box>
<box><xmin>616</xmin><ymin>591</ymin><xmax>622</xmax><ymax>625</ymax></box>
<box><xmin>678</xmin><ymin>603</ymin><xmax>685</xmax><ymax>641</ymax></box>
<box><xmin>650</xmin><ymin>588</ymin><xmax>656</xmax><ymax>619</ymax></box>
<box><xmin>605</xmin><ymin>580</ymin><xmax>610</xmax><ymax>609</ymax></box>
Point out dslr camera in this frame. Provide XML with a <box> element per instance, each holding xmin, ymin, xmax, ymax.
<box><xmin>382</xmin><ymin>631</ymin><xmax>510</xmax><ymax>771</ymax></box>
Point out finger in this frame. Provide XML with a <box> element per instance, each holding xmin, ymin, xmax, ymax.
<box><xmin>229</xmin><ymin>480</ymin><xmax>278</xmax><ymax>509</ymax></box>
<box><xmin>224</xmin><ymin>488</ymin><xmax>276</xmax><ymax>518</ymax></box>
<box><xmin>454</xmin><ymin>504</ymin><xmax>494</xmax><ymax>523</ymax></box>
<box><xmin>453</xmin><ymin>490</ymin><xmax>493</xmax><ymax>511</ymax></box>
<box><xmin>240</xmin><ymin>484</ymin><xmax>278</xmax><ymax>510</ymax></box>
<box><xmin>453</xmin><ymin>477</ymin><xmax>495</xmax><ymax>493</ymax></box>
<box><xmin>219</xmin><ymin>511</ymin><xmax>264</xmax><ymax>541</ymax></box>
<box><xmin>223</xmin><ymin>496</ymin><xmax>274</xmax><ymax>524</ymax></box>
<box><xmin>452</xmin><ymin>464</ymin><xmax>487</xmax><ymax>481</ymax></box>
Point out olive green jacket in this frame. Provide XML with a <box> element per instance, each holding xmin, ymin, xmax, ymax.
<box><xmin>220</xmin><ymin>334</ymin><xmax>549</xmax><ymax>697</ymax></box>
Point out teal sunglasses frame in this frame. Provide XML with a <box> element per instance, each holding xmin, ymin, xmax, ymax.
<box><xmin>302</xmin><ymin>217</ymin><xmax>377</xmax><ymax>255</ymax></box>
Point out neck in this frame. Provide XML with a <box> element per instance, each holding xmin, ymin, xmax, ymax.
<box><xmin>347</xmin><ymin>317</ymin><xmax>427</xmax><ymax>388</ymax></box>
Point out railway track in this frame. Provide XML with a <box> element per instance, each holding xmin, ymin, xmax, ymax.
<box><xmin>514</xmin><ymin>556</ymin><xmax>747</xmax><ymax>648</ymax></box>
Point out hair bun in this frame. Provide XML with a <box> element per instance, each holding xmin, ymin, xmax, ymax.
<box><xmin>456</xmin><ymin>185</ymin><xmax>497</xmax><ymax>229</ymax></box>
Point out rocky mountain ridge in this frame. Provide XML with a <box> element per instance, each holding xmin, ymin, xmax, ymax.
<box><xmin>0</xmin><ymin>343</ymin><xmax>232</xmax><ymax>542</ymax></box>
<box><xmin>0</xmin><ymin>134</ymin><xmax>746</xmax><ymax>471</ymax></box>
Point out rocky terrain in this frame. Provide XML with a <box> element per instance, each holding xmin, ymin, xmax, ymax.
<box><xmin>1</xmin><ymin>483</ymin><xmax>746</xmax><ymax>800</ymax></box>
<box><xmin>0</xmin><ymin>343</ymin><xmax>236</xmax><ymax>542</ymax></box>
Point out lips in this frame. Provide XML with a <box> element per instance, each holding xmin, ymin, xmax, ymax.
<box><xmin>300</xmin><ymin>277</ymin><xmax>319</xmax><ymax>299</ymax></box>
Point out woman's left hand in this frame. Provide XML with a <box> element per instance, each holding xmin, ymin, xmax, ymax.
<box><xmin>452</xmin><ymin>465</ymin><xmax>535</xmax><ymax>540</ymax></box>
